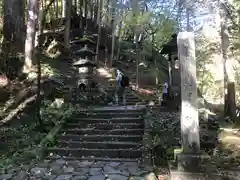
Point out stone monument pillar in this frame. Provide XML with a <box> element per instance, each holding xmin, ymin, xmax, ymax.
<box><xmin>170</xmin><ymin>32</ymin><xmax>218</xmax><ymax>180</ymax></box>
<box><xmin>178</xmin><ymin>32</ymin><xmax>200</xmax><ymax>153</ymax></box>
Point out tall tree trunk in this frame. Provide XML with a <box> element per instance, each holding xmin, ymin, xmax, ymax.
<box><xmin>110</xmin><ymin>0</ymin><xmax>115</xmax><ymax>67</ymax></box>
<box><xmin>152</xmin><ymin>33</ymin><xmax>158</xmax><ymax>86</ymax></box>
<box><xmin>23</xmin><ymin>0</ymin><xmax>39</xmax><ymax>74</ymax></box>
<box><xmin>220</xmin><ymin>8</ymin><xmax>236</xmax><ymax>118</ymax></box>
<box><xmin>90</xmin><ymin>0</ymin><xmax>94</xmax><ymax>21</ymax></box>
<box><xmin>62</xmin><ymin>0</ymin><xmax>66</xmax><ymax>17</ymax></box>
<box><xmin>110</xmin><ymin>23</ymin><xmax>115</xmax><ymax>67</ymax></box>
<box><xmin>135</xmin><ymin>33</ymin><xmax>139</xmax><ymax>89</ymax></box>
<box><xmin>2</xmin><ymin>0</ymin><xmax>13</xmax><ymax>73</ymax></box>
<box><xmin>116</xmin><ymin>0</ymin><xmax>124</xmax><ymax>61</ymax></box>
<box><xmin>64</xmin><ymin>0</ymin><xmax>72</xmax><ymax>51</ymax></box>
<box><xmin>79</xmin><ymin>0</ymin><xmax>83</xmax><ymax>28</ymax></box>
<box><xmin>2</xmin><ymin>0</ymin><xmax>25</xmax><ymax>75</ymax></box>
<box><xmin>56</xmin><ymin>0</ymin><xmax>59</xmax><ymax>19</ymax></box>
<box><xmin>39</xmin><ymin>0</ymin><xmax>44</xmax><ymax>34</ymax></box>
<box><xmin>74</xmin><ymin>0</ymin><xmax>77</xmax><ymax>13</ymax></box>
<box><xmin>36</xmin><ymin>42</ymin><xmax>43</xmax><ymax>127</ymax></box>
<box><xmin>35</xmin><ymin>5</ymin><xmax>43</xmax><ymax>127</ymax></box>
<box><xmin>102</xmin><ymin>0</ymin><xmax>109</xmax><ymax>27</ymax></box>
<box><xmin>95</xmin><ymin>0</ymin><xmax>103</xmax><ymax>66</ymax></box>
<box><xmin>94</xmin><ymin>0</ymin><xmax>98</xmax><ymax>23</ymax></box>
<box><xmin>132</xmin><ymin>0</ymin><xmax>140</xmax><ymax>88</ymax></box>
<box><xmin>35</xmin><ymin>0</ymin><xmax>43</xmax><ymax>128</ymax></box>
<box><xmin>35</xmin><ymin>0</ymin><xmax>43</xmax><ymax>48</ymax></box>
<box><xmin>12</xmin><ymin>0</ymin><xmax>25</xmax><ymax>53</ymax></box>
<box><xmin>84</xmin><ymin>0</ymin><xmax>88</xmax><ymax>30</ymax></box>
<box><xmin>104</xmin><ymin>45</ymin><xmax>108</xmax><ymax>67</ymax></box>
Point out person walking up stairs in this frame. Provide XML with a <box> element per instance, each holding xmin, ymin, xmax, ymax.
<box><xmin>115</xmin><ymin>69</ymin><xmax>129</xmax><ymax>106</ymax></box>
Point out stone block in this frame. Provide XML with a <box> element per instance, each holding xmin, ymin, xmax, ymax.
<box><xmin>169</xmin><ymin>152</ymin><xmax>220</xmax><ymax>180</ymax></box>
<box><xmin>170</xmin><ymin>171</ymin><xmax>223</xmax><ymax>180</ymax></box>
<box><xmin>176</xmin><ymin>153</ymin><xmax>213</xmax><ymax>173</ymax></box>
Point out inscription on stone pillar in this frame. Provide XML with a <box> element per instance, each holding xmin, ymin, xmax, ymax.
<box><xmin>177</xmin><ymin>32</ymin><xmax>200</xmax><ymax>153</ymax></box>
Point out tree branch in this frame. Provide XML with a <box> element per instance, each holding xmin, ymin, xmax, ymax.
<box><xmin>0</xmin><ymin>95</ymin><xmax>37</xmax><ymax>126</ymax></box>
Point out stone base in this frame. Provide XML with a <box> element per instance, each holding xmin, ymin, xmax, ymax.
<box><xmin>172</xmin><ymin>149</ymin><xmax>216</xmax><ymax>173</ymax></box>
<box><xmin>169</xmin><ymin>152</ymin><xmax>218</xmax><ymax>180</ymax></box>
<box><xmin>176</xmin><ymin>153</ymin><xmax>213</xmax><ymax>172</ymax></box>
<box><xmin>170</xmin><ymin>171</ymin><xmax>222</xmax><ymax>180</ymax></box>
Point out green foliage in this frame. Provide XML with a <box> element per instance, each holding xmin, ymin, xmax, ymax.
<box><xmin>0</xmin><ymin>100</ymin><xmax>74</xmax><ymax>170</ymax></box>
<box><xmin>0</xmin><ymin>118</ymin><xmax>45</xmax><ymax>169</ymax></box>
<box><xmin>118</xmin><ymin>6</ymin><xmax>176</xmax><ymax>76</ymax></box>
<box><xmin>146</xmin><ymin>107</ymin><xmax>220</xmax><ymax>166</ymax></box>
<box><xmin>40</xmin><ymin>100</ymin><xmax>74</xmax><ymax>125</ymax></box>
<box><xmin>149</xmin><ymin>13</ymin><xmax>176</xmax><ymax>51</ymax></box>
<box><xmin>195</xmin><ymin>32</ymin><xmax>218</xmax><ymax>95</ymax></box>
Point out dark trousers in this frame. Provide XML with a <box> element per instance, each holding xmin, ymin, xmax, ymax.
<box><xmin>115</xmin><ymin>86</ymin><xmax>126</xmax><ymax>105</ymax></box>
<box><xmin>161</xmin><ymin>93</ymin><xmax>168</xmax><ymax>106</ymax></box>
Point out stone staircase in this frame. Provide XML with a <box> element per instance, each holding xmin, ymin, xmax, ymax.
<box><xmin>44</xmin><ymin>28</ymin><xmax>147</xmax><ymax>161</ymax></box>
<box><xmin>45</xmin><ymin>104</ymin><xmax>146</xmax><ymax>162</ymax></box>
<box><xmin>105</xmin><ymin>86</ymin><xmax>145</xmax><ymax>106</ymax></box>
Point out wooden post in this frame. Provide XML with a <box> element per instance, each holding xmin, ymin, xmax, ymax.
<box><xmin>178</xmin><ymin>32</ymin><xmax>200</xmax><ymax>153</ymax></box>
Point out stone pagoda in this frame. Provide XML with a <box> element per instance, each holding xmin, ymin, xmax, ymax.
<box><xmin>72</xmin><ymin>37</ymin><xmax>97</xmax><ymax>92</ymax></box>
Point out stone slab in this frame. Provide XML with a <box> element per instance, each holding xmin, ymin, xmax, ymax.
<box><xmin>170</xmin><ymin>171</ymin><xmax>223</xmax><ymax>180</ymax></box>
<box><xmin>92</xmin><ymin>105</ymin><xmax>146</xmax><ymax>111</ymax></box>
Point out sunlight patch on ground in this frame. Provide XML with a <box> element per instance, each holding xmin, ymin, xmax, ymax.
<box><xmin>41</xmin><ymin>63</ymin><xmax>58</xmax><ymax>77</ymax></box>
<box><xmin>97</xmin><ymin>68</ymin><xmax>113</xmax><ymax>78</ymax></box>
<box><xmin>219</xmin><ymin>135</ymin><xmax>240</xmax><ymax>144</ymax></box>
<box><xmin>131</xmin><ymin>84</ymin><xmax>155</xmax><ymax>95</ymax></box>
<box><xmin>26</xmin><ymin>63</ymin><xmax>57</xmax><ymax>80</ymax></box>
<box><xmin>218</xmin><ymin>129</ymin><xmax>240</xmax><ymax>156</ymax></box>
<box><xmin>219</xmin><ymin>128</ymin><xmax>240</xmax><ymax>133</ymax></box>
<box><xmin>108</xmin><ymin>78</ymin><xmax>115</xmax><ymax>82</ymax></box>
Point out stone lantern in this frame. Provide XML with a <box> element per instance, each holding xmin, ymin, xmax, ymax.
<box><xmin>70</xmin><ymin>36</ymin><xmax>96</xmax><ymax>57</ymax></box>
<box><xmin>73</xmin><ymin>45</ymin><xmax>97</xmax><ymax>92</ymax></box>
<box><xmin>70</xmin><ymin>37</ymin><xmax>96</xmax><ymax>50</ymax></box>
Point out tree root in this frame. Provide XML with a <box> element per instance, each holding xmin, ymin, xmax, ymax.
<box><xmin>0</xmin><ymin>95</ymin><xmax>37</xmax><ymax>126</ymax></box>
<box><xmin>2</xmin><ymin>86</ymin><xmax>37</xmax><ymax>114</ymax></box>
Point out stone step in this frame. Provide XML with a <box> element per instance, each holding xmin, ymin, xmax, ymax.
<box><xmin>108</xmin><ymin>94</ymin><xmax>138</xmax><ymax>99</ymax></box>
<box><xmin>73</xmin><ymin>112</ymin><xmax>143</xmax><ymax>118</ymax></box>
<box><xmin>106</xmin><ymin>91</ymin><xmax>135</xmax><ymax>95</ymax></box>
<box><xmin>46</xmin><ymin>156</ymin><xmax>140</xmax><ymax>162</ymax></box>
<box><xmin>108</xmin><ymin>94</ymin><xmax>139</xmax><ymax>98</ymax></box>
<box><xmin>64</xmin><ymin>122</ymin><xmax>143</xmax><ymax>129</ymax></box>
<box><xmin>115</xmin><ymin>101</ymin><xmax>142</xmax><ymax>105</ymax></box>
<box><xmin>45</xmin><ymin>148</ymin><xmax>142</xmax><ymax>159</ymax></box>
<box><xmin>107</xmin><ymin>98</ymin><xmax>140</xmax><ymax>102</ymax></box>
<box><xmin>57</xmin><ymin>140</ymin><xmax>142</xmax><ymax>149</ymax></box>
<box><xmin>123</xmin><ymin>100</ymin><xmax>142</xmax><ymax>103</ymax></box>
<box><xmin>109</xmin><ymin>101</ymin><xmax>142</xmax><ymax>105</ymax></box>
<box><xmin>68</xmin><ymin>117</ymin><xmax>143</xmax><ymax>123</ymax></box>
<box><xmin>125</xmin><ymin>102</ymin><xmax>144</xmax><ymax>105</ymax></box>
<box><xmin>58</xmin><ymin>134</ymin><xmax>143</xmax><ymax>142</ymax></box>
<box><xmin>85</xmin><ymin>106</ymin><xmax>146</xmax><ymax>113</ymax></box>
<box><xmin>59</xmin><ymin>128</ymin><xmax>144</xmax><ymax>135</ymax></box>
